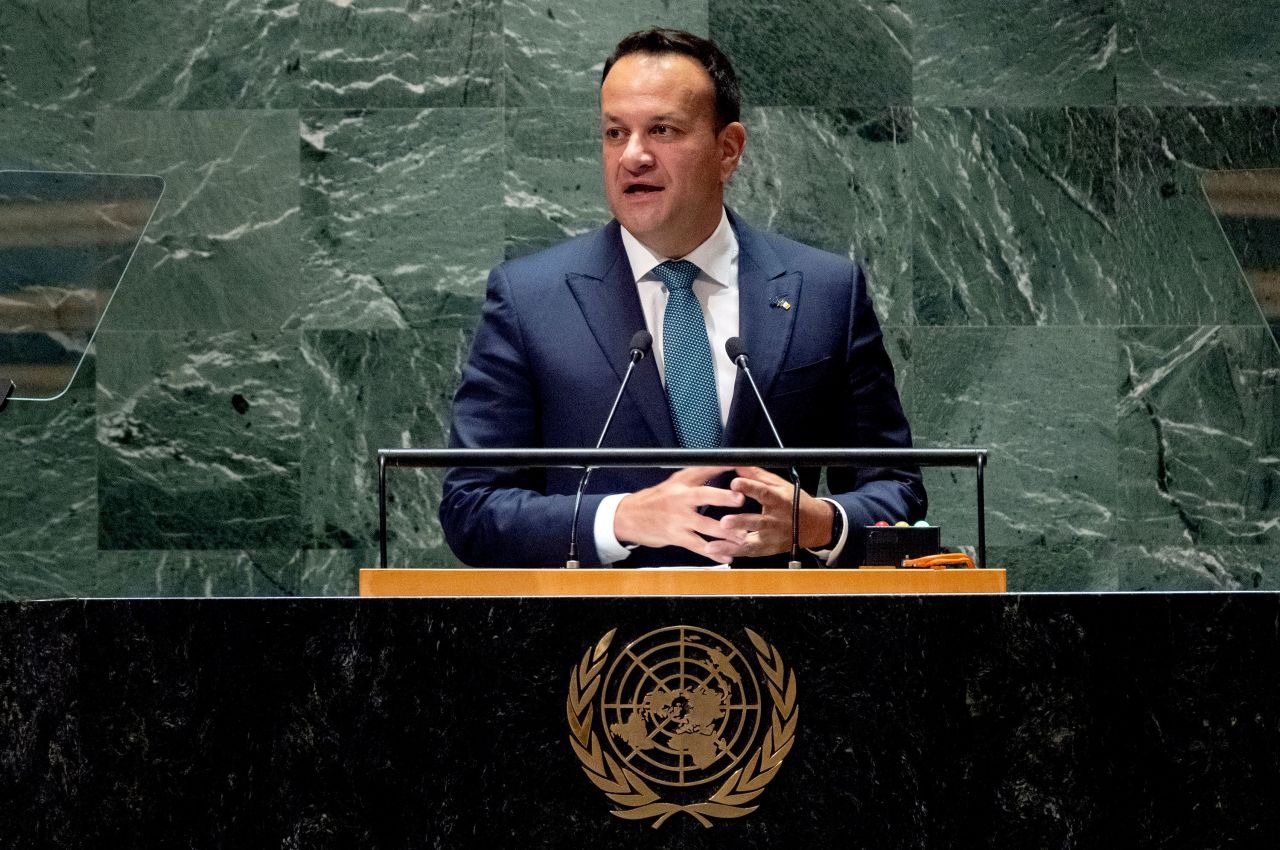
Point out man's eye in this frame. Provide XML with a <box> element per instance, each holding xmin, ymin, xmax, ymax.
<box><xmin>652</xmin><ymin>125</ymin><xmax>672</xmax><ymax>136</ymax></box>
<box><xmin>604</xmin><ymin>128</ymin><xmax>625</xmax><ymax>141</ymax></box>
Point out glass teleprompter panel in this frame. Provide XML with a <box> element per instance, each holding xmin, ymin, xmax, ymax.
<box><xmin>1201</xmin><ymin>169</ymin><xmax>1280</xmax><ymax>348</ymax></box>
<box><xmin>0</xmin><ymin>171</ymin><xmax>163</xmax><ymax>402</ymax></box>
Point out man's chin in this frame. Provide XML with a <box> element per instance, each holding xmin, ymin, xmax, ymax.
<box><xmin>612</xmin><ymin>209</ymin><xmax>669</xmax><ymax>241</ymax></box>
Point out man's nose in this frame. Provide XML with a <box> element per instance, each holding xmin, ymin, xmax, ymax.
<box><xmin>620</xmin><ymin>134</ymin><xmax>654</xmax><ymax>171</ymax></box>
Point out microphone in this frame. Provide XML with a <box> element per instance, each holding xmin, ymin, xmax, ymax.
<box><xmin>566</xmin><ymin>330</ymin><xmax>653</xmax><ymax>568</ymax></box>
<box><xmin>725</xmin><ymin>337</ymin><xmax>803</xmax><ymax>569</ymax></box>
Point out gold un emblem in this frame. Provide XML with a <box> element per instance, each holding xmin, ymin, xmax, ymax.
<box><xmin>566</xmin><ymin>625</ymin><xmax>799</xmax><ymax>828</ymax></box>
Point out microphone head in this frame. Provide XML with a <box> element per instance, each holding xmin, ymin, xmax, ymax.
<box><xmin>725</xmin><ymin>336</ymin><xmax>748</xmax><ymax>364</ymax></box>
<box><xmin>629</xmin><ymin>330</ymin><xmax>653</xmax><ymax>360</ymax></box>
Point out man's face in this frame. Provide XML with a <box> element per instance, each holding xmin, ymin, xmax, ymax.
<box><xmin>600</xmin><ymin>52</ymin><xmax>745</xmax><ymax>258</ymax></box>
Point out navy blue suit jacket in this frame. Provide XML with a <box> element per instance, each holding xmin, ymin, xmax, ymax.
<box><xmin>440</xmin><ymin>210</ymin><xmax>925</xmax><ymax>567</ymax></box>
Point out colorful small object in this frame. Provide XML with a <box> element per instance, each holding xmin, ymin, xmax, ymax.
<box><xmin>894</xmin><ymin>521</ymin><xmax>910</xmax><ymax>527</ymax></box>
<box><xmin>913</xmin><ymin>520</ymin><xmax>930</xmax><ymax>527</ymax></box>
<box><xmin>874</xmin><ymin>521</ymin><xmax>890</xmax><ymax>527</ymax></box>
<box><xmin>770</xmin><ymin>296</ymin><xmax>792</xmax><ymax>310</ymax></box>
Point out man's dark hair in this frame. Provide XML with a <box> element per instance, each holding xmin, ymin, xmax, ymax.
<box><xmin>602</xmin><ymin>28</ymin><xmax>741</xmax><ymax>131</ymax></box>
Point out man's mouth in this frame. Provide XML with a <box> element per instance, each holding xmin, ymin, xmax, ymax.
<box><xmin>624</xmin><ymin>184</ymin><xmax>663</xmax><ymax>194</ymax></box>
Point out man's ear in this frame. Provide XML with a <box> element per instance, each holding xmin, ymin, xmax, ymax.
<box><xmin>719</xmin><ymin>121</ymin><xmax>747</xmax><ymax>183</ymax></box>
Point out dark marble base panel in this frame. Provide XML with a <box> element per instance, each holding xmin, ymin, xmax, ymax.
<box><xmin>3</xmin><ymin>593</ymin><xmax>1279</xmax><ymax>849</ymax></box>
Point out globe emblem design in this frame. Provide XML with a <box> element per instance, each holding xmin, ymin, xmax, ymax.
<box><xmin>600</xmin><ymin>626</ymin><xmax>763</xmax><ymax>788</ymax></box>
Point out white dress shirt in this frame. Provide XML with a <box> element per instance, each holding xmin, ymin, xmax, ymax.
<box><xmin>592</xmin><ymin>209</ymin><xmax>848</xmax><ymax>564</ymax></box>
<box><xmin>619</xmin><ymin>209</ymin><xmax>741</xmax><ymax>425</ymax></box>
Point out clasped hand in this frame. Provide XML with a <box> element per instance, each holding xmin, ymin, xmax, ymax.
<box><xmin>613</xmin><ymin>466</ymin><xmax>834</xmax><ymax>564</ymax></box>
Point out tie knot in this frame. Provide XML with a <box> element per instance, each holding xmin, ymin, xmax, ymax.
<box><xmin>653</xmin><ymin>260</ymin><xmax>700</xmax><ymax>292</ymax></box>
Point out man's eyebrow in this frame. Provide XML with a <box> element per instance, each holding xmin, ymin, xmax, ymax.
<box><xmin>601</xmin><ymin>112</ymin><xmax>683</xmax><ymax>124</ymax></box>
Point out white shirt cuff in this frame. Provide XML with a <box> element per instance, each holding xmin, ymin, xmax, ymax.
<box><xmin>593</xmin><ymin>493</ymin><xmax>635</xmax><ymax>565</ymax></box>
<box><xmin>808</xmin><ymin>498</ymin><xmax>850</xmax><ymax>564</ymax></box>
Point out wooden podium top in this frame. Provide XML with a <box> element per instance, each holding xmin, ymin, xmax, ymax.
<box><xmin>359</xmin><ymin>567</ymin><xmax>1006</xmax><ymax>597</ymax></box>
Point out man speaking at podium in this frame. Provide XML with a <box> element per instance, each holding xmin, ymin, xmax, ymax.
<box><xmin>441</xmin><ymin>29</ymin><xmax>925</xmax><ymax>568</ymax></box>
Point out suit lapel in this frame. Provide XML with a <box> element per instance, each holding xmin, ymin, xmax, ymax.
<box><xmin>723</xmin><ymin>214</ymin><xmax>800</xmax><ymax>446</ymax></box>
<box><xmin>565</xmin><ymin>222</ymin><xmax>676</xmax><ymax>446</ymax></box>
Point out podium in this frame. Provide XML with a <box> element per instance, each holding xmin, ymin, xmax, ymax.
<box><xmin>359</xmin><ymin>566</ymin><xmax>1007</xmax><ymax>597</ymax></box>
<box><xmin>5</xmin><ymin>592</ymin><xmax>1280</xmax><ymax>847</ymax></box>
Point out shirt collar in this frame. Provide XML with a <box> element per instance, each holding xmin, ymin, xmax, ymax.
<box><xmin>619</xmin><ymin>208</ymin><xmax>738</xmax><ymax>289</ymax></box>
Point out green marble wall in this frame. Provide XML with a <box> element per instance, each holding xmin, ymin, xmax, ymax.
<box><xmin>1</xmin><ymin>0</ymin><xmax>1276</xmax><ymax>597</ymax></box>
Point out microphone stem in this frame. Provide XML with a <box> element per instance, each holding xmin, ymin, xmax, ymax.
<box><xmin>567</xmin><ymin>352</ymin><xmax>641</xmax><ymax>567</ymax></box>
<box><xmin>737</xmin><ymin>360</ymin><xmax>784</xmax><ymax>450</ymax></box>
<box><xmin>736</xmin><ymin>357</ymin><xmax>803</xmax><ymax>568</ymax></box>
<box><xmin>596</xmin><ymin>359</ymin><xmax>637</xmax><ymax>452</ymax></box>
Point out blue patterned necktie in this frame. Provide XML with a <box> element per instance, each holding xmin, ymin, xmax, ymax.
<box><xmin>653</xmin><ymin>259</ymin><xmax>723</xmax><ymax>448</ymax></box>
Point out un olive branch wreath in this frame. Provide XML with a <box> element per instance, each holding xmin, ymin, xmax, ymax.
<box><xmin>566</xmin><ymin>627</ymin><xmax>798</xmax><ymax>829</ymax></box>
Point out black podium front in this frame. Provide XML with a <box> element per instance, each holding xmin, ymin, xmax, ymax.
<box><xmin>4</xmin><ymin>593</ymin><xmax>1279</xmax><ymax>848</ymax></box>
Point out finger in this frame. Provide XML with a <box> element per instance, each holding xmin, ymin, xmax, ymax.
<box><xmin>690</xmin><ymin>513</ymin><xmax>746</xmax><ymax>543</ymax></box>
<box><xmin>729</xmin><ymin>476</ymin><xmax>788</xmax><ymax>507</ymax></box>
<box><xmin>674</xmin><ymin>531</ymin><xmax>728</xmax><ymax>562</ymax></box>
<box><xmin>720</xmin><ymin>513</ymin><xmax>765</xmax><ymax>533</ymax></box>
<box><xmin>672</xmin><ymin>465</ymin><xmax>734</xmax><ymax>485</ymax></box>
<box><xmin>690</xmin><ymin>485</ymin><xmax>746</xmax><ymax>510</ymax></box>
<box><xmin>678</xmin><ymin>532</ymin><xmax>734</xmax><ymax>563</ymax></box>
<box><xmin>703</xmin><ymin>540</ymin><xmax>739</xmax><ymax>562</ymax></box>
<box><xmin>707</xmin><ymin>529</ymin><xmax>778</xmax><ymax>561</ymax></box>
<box><xmin>742</xmin><ymin>529</ymin><xmax>789</xmax><ymax>558</ymax></box>
<box><xmin>734</xmin><ymin>466</ymin><xmax>790</xmax><ymax>487</ymax></box>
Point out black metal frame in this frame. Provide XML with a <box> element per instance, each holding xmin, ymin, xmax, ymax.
<box><xmin>377</xmin><ymin>447</ymin><xmax>989</xmax><ymax>571</ymax></box>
